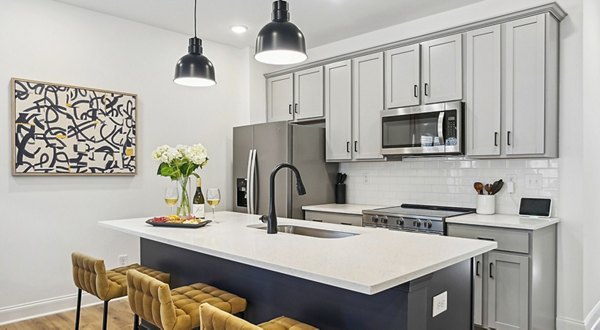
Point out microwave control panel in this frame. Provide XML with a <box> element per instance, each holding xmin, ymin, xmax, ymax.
<box><xmin>447</xmin><ymin>116</ymin><xmax>457</xmax><ymax>138</ymax></box>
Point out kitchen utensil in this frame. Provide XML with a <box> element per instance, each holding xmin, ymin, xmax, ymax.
<box><xmin>341</xmin><ymin>173</ymin><xmax>347</xmax><ymax>184</ymax></box>
<box><xmin>474</xmin><ymin>182</ymin><xmax>484</xmax><ymax>195</ymax></box>
<box><xmin>484</xmin><ymin>184</ymin><xmax>493</xmax><ymax>195</ymax></box>
<box><xmin>491</xmin><ymin>180</ymin><xmax>504</xmax><ymax>195</ymax></box>
<box><xmin>336</xmin><ymin>173</ymin><xmax>342</xmax><ymax>184</ymax></box>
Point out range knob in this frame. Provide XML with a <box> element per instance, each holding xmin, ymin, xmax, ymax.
<box><xmin>397</xmin><ymin>218</ymin><xmax>405</xmax><ymax>226</ymax></box>
<box><xmin>380</xmin><ymin>216</ymin><xmax>388</xmax><ymax>224</ymax></box>
<box><xmin>415</xmin><ymin>219</ymin><xmax>422</xmax><ymax>228</ymax></box>
<box><xmin>371</xmin><ymin>216</ymin><xmax>379</xmax><ymax>223</ymax></box>
<box><xmin>426</xmin><ymin>221</ymin><xmax>433</xmax><ymax>229</ymax></box>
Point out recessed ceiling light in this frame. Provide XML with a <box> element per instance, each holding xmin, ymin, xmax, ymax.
<box><xmin>231</xmin><ymin>25</ymin><xmax>248</xmax><ymax>34</ymax></box>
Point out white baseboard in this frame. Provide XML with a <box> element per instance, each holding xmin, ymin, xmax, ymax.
<box><xmin>585</xmin><ymin>299</ymin><xmax>600</xmax><ymax>330</ymax></box>
<box><xmin>0</xmin><ymin>291</ymin><xmax>107</xmax><ymax>326</ymax></box>
<box><xmin>557</xmin><ymin>315</ymin><xmax>586</xmax><ymax>330</ymax></box>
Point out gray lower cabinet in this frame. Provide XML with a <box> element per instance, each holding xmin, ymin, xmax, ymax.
<box><xmin>447</xmin><ymin>223</ymin><xmax>556</xmax><ymax>330</ymax></box>
<box><xmin>304</xmin><ymin>210</ymin><xmax>362</xmax><ymax>227</ymax></box>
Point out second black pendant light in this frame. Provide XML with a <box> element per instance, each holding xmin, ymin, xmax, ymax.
<box><xmin>174</xmin><ymin>0</ymin><xmax>216</xmax><ymax>87</ymax></box>
<box><xmin>255</xmin><ymin>0</ymin><xmax>307</xmax><ymax>65</ymax></box>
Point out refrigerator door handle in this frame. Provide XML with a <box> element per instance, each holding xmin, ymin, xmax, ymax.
<box><xmin>246</xmin><ymin>150</ymin><xmax>254</xmax><ymax>214</ymax></box>
<box><xmin>250</xmin><ymin>150</ymin><xmax>258</xmax><ymax>214</ymax></box>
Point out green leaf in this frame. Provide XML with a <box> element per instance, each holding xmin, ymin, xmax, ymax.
<box><xmin>160</xmin><ymin>164</ymin><xmax>174</xmax><ymax>177</ymax></box>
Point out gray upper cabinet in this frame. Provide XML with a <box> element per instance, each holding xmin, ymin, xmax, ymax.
<box><xmin>385</xmin><ymin>44</ymin><xmax>420</xmax><ymax>109</ymax></box>
<box><xmin>325</xmin><ymin>60</ymin><xmax>352</xmax><ymax>161</ymax></box>
<box><xmin>466</xmin><ymin>25</ymin><xmax>502</xmax><ymax>157</ymax></box>
<box><xmin>352</xmin><ymin>53</ymin><xmax>384</xmax><ymax>160</ymax></box>
<box><xmin>504</xmin><ymin>14</ymin><xmax>558</xmax><ymax>157</ymax></box>
<box><xmin>294</xmin><ymin>66</ymin><xmax>324</xmax><ymax>121</ymax></box>
<box><xmin>267</xmin><ymin>74</ymin><xmax>294</xmax><ymax>122</ymax></box>
<box><xmin>421</xmin><ymin>34</ymin><xmax>463</xmax><ymax>104</ymax></box>
<box><xmin>487</xmin><ymin>252</ymin><xmax>530</xmax><ymax>330</ymax></box>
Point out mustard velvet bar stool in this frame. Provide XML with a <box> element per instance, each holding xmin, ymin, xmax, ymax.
<box><xmin>71</xmin><ymin>252</ymin><xmax>170</xmax><ymax>330</ymax></box>
<box><xmin>199</xmin><ymin>303</ymin><xmax>317</xmax><ymax>330</ymax></box>
<box><xmin>126</xmin><ymin>269</ymin><xmax>247</xmax><ymax>330</ymax></box>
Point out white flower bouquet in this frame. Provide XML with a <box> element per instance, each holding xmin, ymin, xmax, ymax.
<box><xmin>152</xmin><ymin>144</ymin><xmax>209</xmax><ymax>216</ymax></box>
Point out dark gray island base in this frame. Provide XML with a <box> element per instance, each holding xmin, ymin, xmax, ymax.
<box><xmin>141</xmin><ymin>238</ymin><xmax>472</xmax><ymax>330</ymax></box>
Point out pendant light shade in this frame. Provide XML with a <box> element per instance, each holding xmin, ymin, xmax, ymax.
<box><xmin>174</xmin><ymin>0</ymin><xmax>216</xmax><ymax>87</ymax></box>
<box><xmin>255</xmin><ymin>0</ymin><xmax>307</xmax><ymax>65</ymax></box>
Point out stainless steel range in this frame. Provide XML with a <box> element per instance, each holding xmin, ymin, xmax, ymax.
<box><xmin>362</xmin><ymin>204</ymin><xmax>475</xmax><ymax>235</ymax></box>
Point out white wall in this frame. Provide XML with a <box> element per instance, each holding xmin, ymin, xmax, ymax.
<box><xmin>582</xmin><ymin>0</ymin><xmax>600</xmax><ymax>327</ymax></box>
<box><xmin>0</xmin><ymin>0</ymin><xmax>248</xmax><ymax>323</ymax></box>
<box><xmin>253</xmin><ymin>0</ymin><xmax>592</xmax><ymax>328</ymax></box>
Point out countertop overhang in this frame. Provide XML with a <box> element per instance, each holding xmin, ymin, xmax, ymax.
<box><xmin>99</xmin><ymin>212</ymin><xmax>496</xmax><ymax>295</ymax></box>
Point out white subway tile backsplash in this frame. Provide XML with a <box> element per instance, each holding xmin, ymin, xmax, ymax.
<box><xmin>339</xmin><ymin>157</ymin><xmax>560</xmax><ymax>215</ymax></box>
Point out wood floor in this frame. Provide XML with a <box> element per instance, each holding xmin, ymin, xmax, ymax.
<box><xmin>1</xmin><ymin>299</ymin><xmax>134</xmax><ymax>330</ymax></box>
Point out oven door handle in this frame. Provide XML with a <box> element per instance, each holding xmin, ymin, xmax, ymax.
<box><xmin>437</xmin><ymin>112</ymin><xmax>445</xmax><ymax>146</ymax></box>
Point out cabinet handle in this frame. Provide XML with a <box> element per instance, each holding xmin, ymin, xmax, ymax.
<box><xmin>294</xmin><ymin>103</ymin><xmax>298</xmax><ymax>114</ymax></box>
<box><xmin>494</xmin><ymin>132</ymin><xmax>498</xmax><ymax>147</ymax></box>
<box><xmin>476</xmin><ymin>260</ymin><xmax>481</xmax><ymax>277</ymax></box>
<box><xmin>346</xmin><ymin>141</ymin><xmax>350</xmax><ymax>153</ymax></box>
<box><xmin>340</xmin><ymin>222</ymin><xmax>353</xmax><ymax>226</ymax></box>
<box><xmin>489</xmin><ymin>262</ymin><xmax>494</xmax><ymax>279</ymax></box>
<box><xmin>424</xmin><ymin>83</ymin><xmax>429</xmax><ymax>96</ymax></box>
<box><xmin>354</xmin><ymin>141</ymin><xmax>358</xmax><ymax>152</ymax></box>
<box><xmin>312</xmin><ymin>219</ymin><xmax>323</xmax><ymax>222</ymax></box>
<box><xmin>507</xmin><ymin>131</ymin><xmax>511</xmax><ymax>146</ymax></box>
<box><xmin>288</xmin><ymin>104</ymin><xmax>292</xmax><ymax>115</ymax></box>
<box><xmin>477</xmin><ymin>236</ymin><xmax>495</xmax><ymax>241</ymax></box>
<box><xmin>414</xmin><ymin>84</ymin><xmax>419</xmax><ymax>98</ymax></box>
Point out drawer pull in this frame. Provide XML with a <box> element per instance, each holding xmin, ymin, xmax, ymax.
<box><xmin>312</xmin><ymin>219</ymin><xmax>323</xmax><ymax>222</ymax></box>
<box><xmin>489</xmin><ymin>262</ymin><xmax>494</xmax><ymax>279</ymax></box>
<box><xmin>476</xmin><ymin>260</ymin><xmax>481</xmax><ymax>277</ymax></box>
<box><xmin>477</xmin><ymin>237</ymin><xmax>495</xmax><ymax>241</ymax></box>
<box><xmin>340</xmin><ymin>222</ymin><xmax>353</xmax><ymax>226</ymax></box>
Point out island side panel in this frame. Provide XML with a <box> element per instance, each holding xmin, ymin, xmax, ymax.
<box><xmin>140</xmin><ymin>238</ymin><xmax>472</xmax><ymax>330</ymax></box>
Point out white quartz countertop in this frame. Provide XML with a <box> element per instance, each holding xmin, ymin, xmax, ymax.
<box><xmin>99</xmin><ymin>212</ymin><xmax>496</xmax><ymax>295</ymax></box>
<box><xmin>302</xmin><ymin>203</ymin><xmax>383</xmax><ymax>215</ymax></box>
<box><xmin>446</xmin><ymin>213</ymin><xmax>559</xmax><ymax>230</ymax></box>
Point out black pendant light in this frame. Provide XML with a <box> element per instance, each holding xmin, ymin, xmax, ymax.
<box><xmin>255</xmin><ymin>0</ymin><xmax>307</xmax><ymax>65</ymax></box>
<box><xmin>174</xmin><ymin>0</ymin><xmax>216</xmax><ymax>87</ymax></box>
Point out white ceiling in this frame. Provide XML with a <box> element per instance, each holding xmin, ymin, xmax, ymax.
<box><xmin>54</xmin><ymin>0</ymin><xmax>485</xmax><ymax>49</ymax></box>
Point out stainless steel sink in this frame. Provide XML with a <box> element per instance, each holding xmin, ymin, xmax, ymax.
<box><xmin>248</xmin><ymin>224</ymin><xmax>358</xmax><ymax>239</ymax></box>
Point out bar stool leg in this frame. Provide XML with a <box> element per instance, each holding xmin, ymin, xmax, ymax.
<box><xmin>133</xmin><ymin>314</ymin><xmax>139</xmax><ymax>330</ymax></box>
<box><xmin>74</xmin><ymin>288</ymin><xmax>82</xmax><ymax>330</ymax></box>
<box><xmin>102</xmin><ymin>300</ymin><xmax>109</xmax><ymax>330</ymax></box>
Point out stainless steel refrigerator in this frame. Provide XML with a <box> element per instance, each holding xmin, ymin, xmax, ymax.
<box><xmin>233</xmin><ymin>122</ymin><xmax>338</xmax><ymax>219</ymax></box>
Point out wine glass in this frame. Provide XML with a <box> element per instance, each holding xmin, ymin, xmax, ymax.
<box><xmin>164</xmin><ymin>184</ymin><xmax>179</xmax><ymax>215</ymax></box>
<box><xmin>206</xmin><ymin>188</ymin><xmax>221</xmax><ymax>220</ymax></box>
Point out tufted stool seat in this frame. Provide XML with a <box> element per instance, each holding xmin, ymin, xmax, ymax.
<box><xmin>71</xmin><ymin>252</ymin><xmax>170</xmax><ymax>330</ymax></box>
<box><xmin>200</xmin><ymin>303</ymin><xmax>317</xmax><ymax>330</ymax></box>
<box><xmin>127</xmin><ymin>269</ymin><xmax>247</xmax><ymax>330</ymax></box>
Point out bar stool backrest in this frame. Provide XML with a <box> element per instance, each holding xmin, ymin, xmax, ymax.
<box><xmin>127</xmin><ymin>269</ymin><xmax>191</xmax><ymax>330</ymax></box>
<box><xmin>71</xmin><ymin>252</ymin><xmax>113</xmax><ymax>300</ymax></box>
<box><xmin>199</xmin><ymin>303</ymin><xmax>261</xmax><ymax>330</ymax></box>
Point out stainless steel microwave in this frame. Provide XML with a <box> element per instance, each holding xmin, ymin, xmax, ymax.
<box><xmin>381</xmin><ymin>101</ymin><xmax>464</xmax><ymax>156</ymax></box>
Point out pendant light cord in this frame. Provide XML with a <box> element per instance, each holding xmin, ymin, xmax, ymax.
<box><xmin>194</xmin><ymin>0</ymin><xmax>197</xmax><ymax>38</ymax></box>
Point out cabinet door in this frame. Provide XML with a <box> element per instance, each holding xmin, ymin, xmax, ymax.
<box><xmin>487</xmin><ymin>252</ymin><xmax>529</xmax><ymax>330</ymax></box>
<box><xmin>466</xmin><ymin>25</ymin><xmax>502</xmax><ymax>156</ymax></box>
<box><xmin>473</xmin><ymin>254</ymin><xmax>484</xmax><ymax>326</ymax></box>
<box><xmin>421</xmin><ymin>34</ymin><xmax>463</xmax><ymax>104</ymax></box>
<box><xmin>353</xmin><ymin>53</ymin><xmax>384</xmax><ymax>160</ymax></box>
<box><xmin>294</xmin><ymin>66</ymin><xmax>324</xmax><ymax>120</ymax></box>
<box><xmin>504</xmin><ymin>15</ymin><xmax>546</xmax><ymax>155</ymax></box>
<box><xmin>267</xmin><ymin>74</ymin><xmax>293</xmax><ymax>122</ymax></box>
<box><xmin>325</xmin><ymin>60</ymin><xmax>352</xmax><ymax>161</ymax></box>
<box><xmin>384</xmin><ymin>44</ymin><xmax>420</xmax><ymax>108</ymax></box>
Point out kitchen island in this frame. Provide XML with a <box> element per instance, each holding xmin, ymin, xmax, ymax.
<box><xmin>100</xmin><ymin>212</ymin><xmax>496</xmax><ymax>330</ymax></box>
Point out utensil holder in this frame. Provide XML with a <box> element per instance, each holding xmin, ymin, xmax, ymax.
<box><xmin>476</xmin><ymin>195</ymin><xmax>496</xmax><ymax>215</ymax></box>
<box><xmin>335</xmin><ymin>184</ymin><xmax>346</xmax><ymax>204</ymax></box>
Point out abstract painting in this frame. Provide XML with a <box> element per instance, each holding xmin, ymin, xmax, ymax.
<box><xmin>11</xmin><ymin>78</ymin><xmax>137</xmax><ymax>175</ymax></box>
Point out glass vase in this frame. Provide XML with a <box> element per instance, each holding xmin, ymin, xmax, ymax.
<box><xmin>177</xmin><ymin>176</ymin><xmax>193</xmax><ymax>218</ymax></box>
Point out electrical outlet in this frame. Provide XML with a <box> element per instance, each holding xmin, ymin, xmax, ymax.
<box><xmin>118</xmin><ymin>254</ymin><xmax>128</xmax><ymax>266</ymax></box>
<box><xmin>432</xmin><ymin>291</ymin><xmax>448</xmax><ymax>317</ymax></box>
<box><xmin>525</xmin><ymin>174</ymin><xmax>543</xmax><ymax>189</ymax></box>
<box><xmin>363</xmin><ymin>174</ymin><xmax>369</xmax><ymax>184</ymax></box>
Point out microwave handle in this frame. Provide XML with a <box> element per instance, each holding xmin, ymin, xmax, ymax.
<box><xmin>437</xmin><ymin>112</ymin><xmax>445</xmax><ymax>145</ymax></box>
